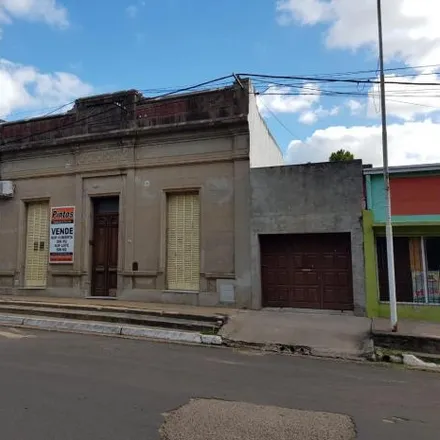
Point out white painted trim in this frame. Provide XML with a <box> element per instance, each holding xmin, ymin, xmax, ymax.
<box><xmin>421</xmin><ymin>237</ymin><xmax>429</xmax><ymax>304</ymax></box>
<box><xmin>379</xmin><ymin>301</ymin><xmax>440</xmax><ymax>306</ymax></box>
<box><xmin>364</xmin><ymin>163</ymin><xmax>440</xmax><ymax>175</ymax></box>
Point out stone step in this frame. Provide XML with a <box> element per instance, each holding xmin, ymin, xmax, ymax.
<box><xmin>0</xmin><ymin>304</ymin><xmax>222</xmax><ymax>334</ymax></box>
<box><xmin>0</xmin><ymin>299</ymin><xmax>227</xmax><ymax>325</ymax></box>
<box><xmin>372</xmin><ymin>331</ymin><xmax>440</xmax><ymax>355</ymax></box>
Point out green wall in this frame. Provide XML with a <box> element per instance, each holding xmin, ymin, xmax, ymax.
<box><xmin>376</xmin><ymin>304</ymin><xmax>440</xmax><ymax>322</ymax></box>
<box><xmin>363</xmin><ymin>210</ymin><xmax>379</xmax><ymax>317</ymax></box>
<box><xmin>368</xmin><ymin>172</ymin><xmax>440</xmax><ymax>223</ymax></box>
<box><xmin>363</xmin><ymin>210</ymin><xmax>440</xmax><ymax>322</ymax></box>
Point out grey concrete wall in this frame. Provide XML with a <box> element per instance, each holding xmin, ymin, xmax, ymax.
<box><xmin>247</xmin><ymin>83</ymin><xmax>284</xmax><ymax>168</ymax></box>
<box><xmin>250</xmin><ymin>160</ymin><xmax>366</xmax><ymax>315</ymax></box>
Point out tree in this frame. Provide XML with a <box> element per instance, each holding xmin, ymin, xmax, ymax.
<box><xmin>329</xmin><ymin>149</ymin><xmax>354</xmax><ymax>162</ymax></box>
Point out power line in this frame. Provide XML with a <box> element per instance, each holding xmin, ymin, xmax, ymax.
<box><xmin>239</xmin><ymin>72</ymin><xmax>440</xmax><ymax>87</ymax></box>
<box><xmin>40</xmin><ymin>101</ymin><xmax>76</xmax><ymax>117</ymax></box>
<box><xmin>4</xmin><ymin>101</ymin><xmax>76</xmax><ymax>121</ymax></box>
<box><xmin>246</xmin><ymin>63</ymin><xmax>440</xmax><ymax>80</ymax></box>
<box><xmin>257</xmin><ymin>99</ymin><xmax>296</xmax><ymax>138</ymax></box>
<box><xmin>144</xmin><ymin>74</ymin><xmax>233</xmax><ymax>99</ymax></box>
<box><xmin>256</xmin><ymin>90</ymin><xmax>440</xmax><ymax>110</ymax></box>
<box><xmin>251</xmin><ymin>75</ymin><xmax>440</xmax><ymax>102</ymax></box>
<box><xmin>3</xmin><ymin>79</ymin><xmax>234</xmax><ymax>124</ymax></box>
<box><xmin>0</xmin><ymin>75</ymin><xmax>235</xmax><ymax>148</ymax></box>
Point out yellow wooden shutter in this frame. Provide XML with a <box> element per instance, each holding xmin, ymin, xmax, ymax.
<box><xmin>25</xmin><ymin>202</ymin><xmax>49</xmax><ymax>288</ymax></box>
<box><xmin>167</xmin><ymin>193</ymin><xmax>200</xmax><ymax>291</ymax></box>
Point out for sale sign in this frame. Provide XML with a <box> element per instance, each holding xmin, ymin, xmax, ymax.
<box><xmin>49</xmin><ymin>206</ymin><xmax>75</xmax><ymax>264</ymax></box>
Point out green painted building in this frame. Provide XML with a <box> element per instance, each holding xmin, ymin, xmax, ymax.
<box><xmin>364</xmin><ymin>163</ymin><xmax>440</xmax><ymax>322</ymax></box>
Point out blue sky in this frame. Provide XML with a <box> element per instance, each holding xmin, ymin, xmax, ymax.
<box><xmin>1</xmin><ymin>0</ymin><xmax>440</xmax><ymax>166</ymax></box>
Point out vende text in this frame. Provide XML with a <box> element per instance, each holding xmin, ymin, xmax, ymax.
<box><xmin>51</xmin><ymin>227</ymin><xmax>74</xmax><ymax>235</ymax></box>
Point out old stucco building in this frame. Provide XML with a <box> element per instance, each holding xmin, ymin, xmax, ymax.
<box><xmin>0</xmin><ymin>80</ymin><xmax>283</xmax><ymax>308</ymax></box>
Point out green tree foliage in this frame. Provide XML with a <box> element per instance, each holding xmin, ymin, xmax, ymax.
<box><xmin>329</xmin><ymin>149</ymin><xmax>354</xmax><ymax>162</ymax></box>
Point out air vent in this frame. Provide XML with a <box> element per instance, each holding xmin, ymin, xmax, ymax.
<box><xmin>0</xmin><ymin>181</ymin><xmax>15</xmax><ymax>198</ymax></box>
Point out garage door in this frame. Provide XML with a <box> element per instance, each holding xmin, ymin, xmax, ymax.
<box><xmin>260</xmin><ymin>233</ymin><xmax>354</xmax><ymax>310</ymax></box>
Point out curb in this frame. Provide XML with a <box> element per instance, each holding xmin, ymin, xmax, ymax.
<box><xmin>374</xmin><ymin>347</ymin><xmax>440</xmax><ymax>371</ymax></box>
<box><xmin>0</xmin><ymin>314</ymin><xmax>223</xmax><ymax>346</ymax></box>
<box><xmin>222</xmin><ymin>338</ymin><xmax>368</xmax><ymax>361</ymax></box>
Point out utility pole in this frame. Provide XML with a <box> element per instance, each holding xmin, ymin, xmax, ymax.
<box><xmin>377</xmin><ymin>0</ymin><xmax>398</xmax><ymax>331</ymax></box>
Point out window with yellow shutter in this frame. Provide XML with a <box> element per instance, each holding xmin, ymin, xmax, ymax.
<box><xmin>166</xmin><ymin>192</ymin><xmax>200</xmax><ymax>291</ymax></box>
<box><xmin>24</xmin><ymin>202</ymin><xmax>49</xmax><ymax>288</ymax></box>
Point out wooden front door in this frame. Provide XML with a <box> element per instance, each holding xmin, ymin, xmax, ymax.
<box><xmin>91</xmin><ymin>197</ymin><xmax>119</xmax><ymax>297</ymax></box>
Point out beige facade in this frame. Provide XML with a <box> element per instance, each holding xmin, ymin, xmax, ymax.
<box><xmin>0</xmin><ymin>82</ymin><xmax>282</xmax><ymax>308</ymax></box>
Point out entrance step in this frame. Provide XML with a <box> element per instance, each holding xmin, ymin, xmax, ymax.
<box><xmin>0</xmin><ymin>299</ymin><xmax>226</xmax><ymax>335</ymax></box>
<box><xmin>372</xmin><ymin>318</ymin><xmax>440</xmax><ymax>356</ymax></box>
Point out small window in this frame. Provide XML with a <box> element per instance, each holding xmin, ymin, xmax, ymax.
<box><xmin>93</xmin><ymin>197</ymin><xmax>119</xmax><ymax>214</ymax></box>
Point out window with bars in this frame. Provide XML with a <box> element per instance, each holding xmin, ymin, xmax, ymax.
<box><xmin>166</xmin><ymin>192</ymin><xmax>200</xmax><ymax>291</ymax></box>
<box><xmin>377</xmin><ymin>236</ymin><xmax>440</xmax><ymax>304</ymax></box>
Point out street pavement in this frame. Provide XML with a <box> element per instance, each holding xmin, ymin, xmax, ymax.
<box><xmin>0</xmin><ymin>328</ymin><xmax>439</xmax><ymax>439</ymax></box>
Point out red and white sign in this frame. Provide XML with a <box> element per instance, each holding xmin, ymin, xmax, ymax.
<box><xmin>49</xmin><ymin>206</ymin><xmax>75</xmax><ymax>264</ymax></box>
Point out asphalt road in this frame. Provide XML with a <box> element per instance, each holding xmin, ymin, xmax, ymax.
<box><xmin>0</xmin><ymin>327</ymin><xmax>439</xmax><ymax>439</ymax></box>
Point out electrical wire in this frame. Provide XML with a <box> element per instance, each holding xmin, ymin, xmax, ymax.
<box><xmin>0</xmin><ymin>75</ymin><xmax>235</xmax><ymax>148</ymax></box>
<box><xmin>3</xmin><ymin>100</ymin><xmax>76</xmax><ymax>122</ymax></box>
<box><xmin>259</xmin><ymin>63</ymin><xmax>440</xmax><ymax>79</ymax></box>
<box><xmin>257</xmin><ymin>99</ymin><xmax>297</xmax><ymax>138</ymax></box>
<box><xmin>239</xmin><ymin>72</ymin><xmax>440</xmax><ymax>87</ymax></box>
<box><xmin>255</xmin><ymin>91</ymin><xmax>440</xmax><ymax>110</ymax></box>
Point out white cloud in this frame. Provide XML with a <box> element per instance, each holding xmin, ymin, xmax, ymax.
<box><xmin>126</xmin><ymin>5</ymin><xmax>138</xmax><ymax>19</ymax></box>
<box><xmin>0</xmin><ymin>0</ymin><xmax>69</xmax><ymax>31</ymax></box>
<box><xmin>257</xmin><ymin>83</ymin><xmax>321</xmax><ymax>114</ymax></box>
<box><xmin>286</xmin><ymin>119</ymin><xmax>440</xmax><ymax>166</ymax></box>
<box><xmin>0</xmin><ymin>59</ymin><xmax>92</xmax><ymax>119</ymax></box>
<box><xmin>346</xmin><ymin>99</ymin><xmax>364</xmax><ymax>115</ymax></box>
<box><xmin>277</xmin><ymin>0</ymin><xmax>440</xmax><ymax>167</ymax></box>
<box><xmin>277</xmin><ymin>0</ymin><xmax>440</xmax><ymax>67</ymax></box>
<box><xmin>277</xmin><ymin>0</ymin><xmax>333</xmax><ymax>25</ymax></box>
<box><xmin>126</xmin><ymin>1</ymin><xmax>146</xmax><ymax>19</ymax></box>
<box><xmin>299</xmin><ymin>110</ymin><xmax>318</xmax><ymax>125</ymax></box>
<box><xmin>299</xmin><ymin>105</ymin><xmax>340</xmax><ymax>125</ymax></box>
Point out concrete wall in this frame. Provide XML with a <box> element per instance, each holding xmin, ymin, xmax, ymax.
<box><xmin>250</xmin><ymin>160</ymin><xmax>366</xmax><ymax>315</ymax></box>
<box><xmin>247</xmin><ymin>84</ymin><xmax>284</xmax><ymax>168</ymax></box>
<box><xmin>0</xmin><ymin>125</ymin><xmax>252</xmax><ymax>308</ymax></box>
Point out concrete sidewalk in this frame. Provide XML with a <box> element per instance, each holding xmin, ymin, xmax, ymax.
<box><xmin>372</xmin><ymin>317</ymin><xmax>440</xmax><ymax>355</ymax></box>
<box><xmin>373</xmin><ymin>317</ymin><xmax>440</xmax><ymax>337</ymax></box>
<box><xmin>4</xmin><ymin>296</ymin><xmax>440</xmax><ymax>360</ymax></box>
<box><xmin>220</xmin><ymin>309</ymin><xmax>373</xmax><ymax>360</ymax></box>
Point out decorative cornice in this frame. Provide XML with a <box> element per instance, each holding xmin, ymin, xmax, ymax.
<box><xmin>1</xmin><ymin>115</ymin><xmax>248</xmax><ymax>154</ymax></box>
<box><xmin>3</xmin><ymin>151</ymin><xmax>249</xmax><ymax>181</ymax></box>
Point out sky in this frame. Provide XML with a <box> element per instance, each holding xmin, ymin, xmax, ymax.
<box><xmin>1</xmin><ymin>0</ymin><xmax>440</xmax><ymax>167</ymax></box>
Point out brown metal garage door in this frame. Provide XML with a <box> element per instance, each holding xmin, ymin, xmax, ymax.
<box><xmin>260</xmin><ymin>233</ymin><xmax>354</xmax><ymax>310</ymax></box>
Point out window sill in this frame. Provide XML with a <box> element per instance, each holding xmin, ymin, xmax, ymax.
<box><xmin>163</xmin><ymin>290</ymin><xmax>199</xmax><ymax>295</ymax></box>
